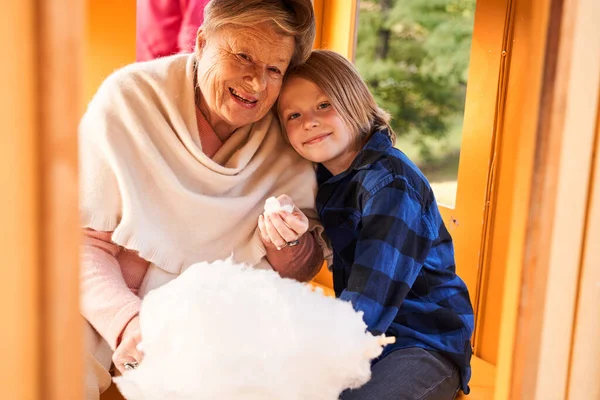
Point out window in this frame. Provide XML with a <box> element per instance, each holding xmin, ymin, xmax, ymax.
<box><xmin>355</xmin><ymin>0</ymin><xmax>476</xmax><ymax>208</ymax></box>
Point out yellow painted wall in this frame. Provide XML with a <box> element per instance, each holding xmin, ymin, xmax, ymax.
<box><xmin>84</xmin><ymin>0</ymin><xmax>137</xmax><ymax>102</ymax></box>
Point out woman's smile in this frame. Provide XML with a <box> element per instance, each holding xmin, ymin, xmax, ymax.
<box><xmin>229</xmin><ymin>87</ymin><xmax>258</xmax><ymax>108</ymax></box>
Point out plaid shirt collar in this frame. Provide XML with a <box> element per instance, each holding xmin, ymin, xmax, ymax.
<box><xmin>317</xmin><ymin>129</ymin><xmax>394</xmax><ymax>185</ymax></box>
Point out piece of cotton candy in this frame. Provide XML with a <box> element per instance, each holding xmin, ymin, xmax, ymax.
<box><xmin>114</xmin><ymin>258</ymin><xmax>393</xmax><ymax>400</ymax></box>
<box><xmin>264</xmin><ymin>196</ymin><xmax>294</xmax><ymax>215</ymax></box>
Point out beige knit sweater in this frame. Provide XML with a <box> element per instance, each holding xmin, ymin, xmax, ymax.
<box><xmin>79</xmin><ymin>54</ymin><xmax>326</xmax><ymax>344</ymax></box>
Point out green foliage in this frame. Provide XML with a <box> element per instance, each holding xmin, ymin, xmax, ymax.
<box><xmin>355</xmin><ymin>0</ymin><xmax>475</xmax><ymax>160</ymax></box>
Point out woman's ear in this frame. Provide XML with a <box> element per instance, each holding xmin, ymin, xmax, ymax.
<box><xmin>195</xmin><ymin>28</ymin><xmax>206</xmax><ymax>56</ymax></box>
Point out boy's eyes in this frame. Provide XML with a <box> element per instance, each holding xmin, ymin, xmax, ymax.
<box><xmin>286</xmin><ymin>102</ymin><xmax>331</xmax><ymax>121</ymax></box>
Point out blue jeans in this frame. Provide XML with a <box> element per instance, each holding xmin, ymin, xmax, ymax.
<box><xmin>340</xmin><ymin>347</ymin><xmax>460</xmax><ymax>400</ymax></box>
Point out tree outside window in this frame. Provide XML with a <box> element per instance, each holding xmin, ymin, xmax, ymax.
<box><xmin>355</xmin><ymin>0</ymin><xmax>476</xmax><ymax>207</ymax></box>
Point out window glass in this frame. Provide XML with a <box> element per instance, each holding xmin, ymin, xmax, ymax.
<box><xmin>355</xmin><ymin>0</ymin><xmax>476</xmax><ymax>207</ymax></box>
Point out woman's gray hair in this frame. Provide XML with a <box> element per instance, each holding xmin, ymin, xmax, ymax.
<box><xmin>200</xmin><ymin>0</ymin><xmax>316</xmax><ymax>68</ymax></box>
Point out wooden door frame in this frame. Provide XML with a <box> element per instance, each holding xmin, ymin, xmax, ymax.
<box><xmin>1</xmin><ymin>0</ymin><xmax>84</xmax><ymax>398</ymax></box>
<box><xmin>494</xmin><ymin>0</ymin><xmax>600</xmax><ymax>397</ymax></box>
<box><xmin>1</xmin><ymin>2</ymin><xmax>41</xmax><ymax>398</ymax></box>
<box><xmin>38</xmin><ymin>0</ymin><xmax>86</xmax><ymax>398</ymax></box>
<box><xmin>567</xmin><ymin>95</ymin><xmax>600</xmax><ymax>399</ymax></box>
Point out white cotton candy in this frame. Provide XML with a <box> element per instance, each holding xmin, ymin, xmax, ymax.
<box><xmin>114</xmin><ymin>259</ymin><xmax>391</xmax><ymax>400</ymax></box>
<box><xmin>264</xmin><ymin>196</ymin><xmax>294</xmax><ymax>215</ymax></box>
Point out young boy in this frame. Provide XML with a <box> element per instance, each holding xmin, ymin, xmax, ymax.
<box><xmin>276</xmin><ymin>50</ymin><xmax>474</xmax><ymax>399</ymax></box>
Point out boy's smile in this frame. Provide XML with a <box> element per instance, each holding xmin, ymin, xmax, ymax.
<box><xmin>303</xmin><ymin>132</ymin><xmax>333</xmax><ymax>145</ymax></box>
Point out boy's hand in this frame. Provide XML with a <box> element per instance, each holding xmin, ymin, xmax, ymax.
<box><xmin>113</xmin><ymin>316</ymin><xmax>144</xmax><ymax>374</ymax></box>
<box><xmin>258</xmin><ymin>194</ymin><xmax>309</xmax><ymax>250</ymax></box>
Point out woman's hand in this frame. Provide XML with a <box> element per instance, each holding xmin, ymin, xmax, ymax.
<box><xmin>258</xmin><ymin>194</ymin><xmax>309</xmax><ymax>250</ymax></box>
<box><xmin>113</xmin><ymin>316</ymin><xmax>144</xmax><ymax>374</ymax></box>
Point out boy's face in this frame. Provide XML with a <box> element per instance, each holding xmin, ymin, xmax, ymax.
<box><xmin>278</xmin><ymin>77</ymin><xmax>358</xmax><ymax>175</ymax></box>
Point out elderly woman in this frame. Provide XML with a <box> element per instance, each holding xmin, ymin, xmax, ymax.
<box><xmin>80</xmin><ymin>1</ymin><xmax>323</xmax><ymax>398</ymax></box>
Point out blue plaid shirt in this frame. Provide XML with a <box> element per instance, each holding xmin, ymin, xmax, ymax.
<box><xmin>316</xmin><ymin>130</ymin><xmax>474</xmax><ymax>393</ymax></box>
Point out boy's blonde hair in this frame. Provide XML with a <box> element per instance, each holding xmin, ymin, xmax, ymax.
<box><xmin>199</xmin><ymin>0</ymin><xmax>316</xmax><ymax>69</ymax></box>
<box><xmin>280</xmin><ymin>49</ymin><xmax>395</xmax><ymax>146</ymax></box>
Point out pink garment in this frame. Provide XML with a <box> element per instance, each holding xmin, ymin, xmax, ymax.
<box><xmin>136</xmin><ymin>0</ymin><xmax>211</xmax><ymax>62</ymax></box>
<box><xmin>81</xmin><ymin>229</ymin><xmax>320</xmax><ymax>348</ymax></box>
<box><xmin>81</xmin><ymin>107</ymin><xmax>322</xmax><ymax>349</ymax></box>
<box><xmin>81</xmin><ymin>230</ymin><xmax>145</xmax><ymax>350</ymax></box>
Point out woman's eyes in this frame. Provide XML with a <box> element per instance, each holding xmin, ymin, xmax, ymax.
<box><xmin>236</xmin><ymin>53</ymin><xmax>282</xmax><ymax>75</ymax></box>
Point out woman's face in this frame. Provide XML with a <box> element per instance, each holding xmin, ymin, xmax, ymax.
<box><xmin>195</xmin><ymin>23</ymin><xmax>295</xmax><ymax>136</ymax></box>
